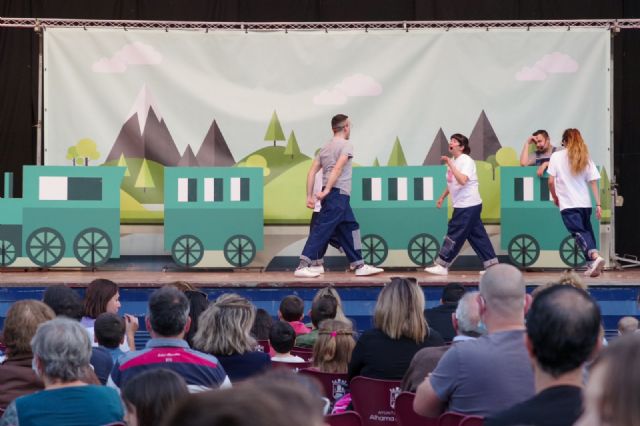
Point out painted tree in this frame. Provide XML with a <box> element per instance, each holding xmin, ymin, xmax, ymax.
<box><xmin>135</xmin><ymin>159</ymin><xmax>155</xmax><ymax>192</ymax></box>
<box><xmin>495</xmin><ymin>147</ymin><xmax>519</xmax><ymax>166</ymax></box>
<box><xmin>600</xmin><ymin>167</ymin><xmax>611</xmax><ymax>213</ymax></box>
<box><xmin>242</xmin><ymin>154</ymin><xmax>271</xmax><ymax>177</ymax></box>
<box><xmin>117</xmin><ymin>153</ymin><xmax>131</xmax><ymax>177</ymax></box>
<box><xmin>75</xmin><ymin>138</ymin><xmax>100</xmax><ymax>165</ymax></box>
<box><xmin>263</xmin><ymin>110</ymin><xmax>286</xmax><ymax>147</ymax></box>
<box><xmin>284</xmin><ymin>131</ymin><xmax>301</xmax><ymax>159</ymax></box>
<box><xmin>373</xmin><ymin>157</ymin><xmax>380</xmax><ymax>167</ymax></box>
<box><xmin>66</xmin><ymin>146</ymin><xmax>79</xmax><ymax>166</ymax></box>
<box><xmin>387</xmin><ymin>137</ymin><xmax>408</xmax><ymax>166</ymax></box>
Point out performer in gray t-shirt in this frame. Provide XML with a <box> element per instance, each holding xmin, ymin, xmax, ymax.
<box><xmin>294</xmin><ymin>114</ymin><xmax>383</xmax><ymax>278</ymax></box>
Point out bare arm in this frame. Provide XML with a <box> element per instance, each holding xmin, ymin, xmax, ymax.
<box><xmin>436</xmin><ymin>188</ymin><xmax>449</xmax><ymax>209</ymax></box>
<box><xmin>520</xmin><ymin>137</ymin><xmax>535</xmax><ymax>166</ymax></box>
<box><xmin>413</xmin><ymin>377</ymin><xmax>445</xmax><ymax>418</ymax></box>
<box><xmin>589</xmin><ymin>180</ymin><xmax>602</xmax><ymax>220</ymax></box>
<box><xmin>316</xmin><ymin>154</ymin><xmax>349</xmax><ymax>200</ymax></box>
<box><xmin>442</xmin><ymin>156</ymin><xmax>468</xmax><ymax>186</ymax></box>
<box><xmin>548</xmin><ymin>176</ymin><xmax>559</xmax><ymax>207</ymax></box>
<box><xmin>305</xmin><ymin>159</ymin><xmax>322</xmax><ymax>208</ymax></box>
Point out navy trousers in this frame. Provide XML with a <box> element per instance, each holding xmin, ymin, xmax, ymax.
<box><xmin>301</xmin><ymin>188</ymin><xmax>363</xmax><ymax>268</ymax></box>
<box><xmin>436</xmin><ymin>204</ymin><xmax>498</xmax><ymax>269</ymax></box>
<box><xmin>560</xmin><ymin>208</ymin><xmax>598</xmax><ymax>260</ymax></box>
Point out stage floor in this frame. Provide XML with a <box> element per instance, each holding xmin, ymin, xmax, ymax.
<box><xmin>1</xmin><ymin>268</ymin><xmax>639</xmax><ymax>287</ymax></box>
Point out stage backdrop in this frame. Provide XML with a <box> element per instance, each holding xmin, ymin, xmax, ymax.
<box><xmin>43</xmin><ymin>27</ymin><xmax>611</xmax><ymax>225</ymax></box>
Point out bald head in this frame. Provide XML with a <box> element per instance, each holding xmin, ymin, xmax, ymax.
<box><xmin>479</xmin><ymin>264</ymin><xmax>526</xmax><ymax>319</ymax></box>
<box><xmin>618</xmin><ymin>316</ymin><xmax>639</xmax><ymax>335</ymax></box>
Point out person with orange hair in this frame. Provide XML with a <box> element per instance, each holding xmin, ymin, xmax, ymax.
<box><xmin>547</xmin><ymin>128</ymin><xmax>604</xmax><ymax>277</ymax></box>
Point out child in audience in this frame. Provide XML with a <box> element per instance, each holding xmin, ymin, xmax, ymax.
<box><xmin>94</xmin><ymin>312</ymin><xmax>127</xmax><ymax>363</ymax></box>
<box><xmin>270</xmin><ymin>321</ymin><xmax>306</xmax><ymax>363</ymax></box>
<box><xmin>278</xmin><ymin>295</ymin><xmax>310</xmax><ymax>335</ymax></box>
<box><xmin>312</xmin><ymin>320</ymin><xmax>355</xmax><ymax>374</ymax></box>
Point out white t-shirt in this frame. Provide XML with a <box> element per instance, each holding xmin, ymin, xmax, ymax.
<box><xmin>547</xmin><ymin>150</ymin><xmax>600</xmax><ymax>211</ymax></box>
<box><xmin>271</xmin><ymin>354</ymin><xmax>306</xmax><ymax>363</ymax></box>
<box><xmin>447</xmin><ymin>154</ymin><xmax>482</xmax><ymax>208</ymax></box>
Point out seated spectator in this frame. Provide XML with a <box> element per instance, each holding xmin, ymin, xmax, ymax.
<box><xmin>0</xmin><ymin>300</ymin><xmax>55</xmax><ymax>410</ymax></box>
<box><xmin>192</xmin><ymin>293</ymin><xmax>270</xmax><ymax>381</ymax></box>
<box><xmin>312</xmin><ymin>286</ymin><xmax>351</xmax><ymax>325</ymax></box>
<box><xmin>531</xmin><ymin>270</ymin><xmax>588</xmax><ymax>298</ymax></box>
<box><xmin>169</xmin><ymin>281</ymin><xmax>209</xmax><ymax>347</ymax></box>
<box><xmin>81</xmin><ymin>278</ymin><xmax>138</xmax><ymax>351</ymax></box>
<box><xmin>414</xmin><ymin>264</ymin><xmax>535</xmax><ymax>417</ymax></box>
<box><xmin>89</xmin><ymin>312</ymin><xmax>127</xmax><ymax>385</ymax></box>
<box><xmin>312</xmin><ymin>319</ymin><xmax>355</xmax><ymax>373</ymax></box>
<box><xmin>0</xmin><ymin>318</ymin><xmax>124</xmax><ymax>426</ymax></box>
<box><xmin>296</xmin><ymin>295</ymin><xmax>338</xmax><ymax>348</ymax></box>
<box><xmin>617</xmin><ymin>316</ymin><xmax>638</xmax><ymax>335</ymax></box>
<box><xmin>402</xmin><ymin>291</ymin><xmax>484</xmax><ymax>392</ymax></box>
<box><xmin>270</xmin><ymin>321</ymin><xmax>306</xmax><ymax>363</ymax></box>
<box><xmin>485</xmin><ymin>285</ymin><xmax>601</xmax><ymax>426</ymax></box>
<box><xmin>425</xmin><ymin>283</ymin><xmax>466</xmax><ymax>343</ymax></box>
<box><xmin>109</xmin><ymin>286</ymin><xmax>230</xmax><ymax>392</ymax></box>
<box><xmin>349</xmin><ymin>277</ymin><xmax>444</xmax><ymax>380</ymax></box>
<box><xmin>122</xmin><ymin>368</ymin><xmax>189</xmax><ymax>426</ymax></box>
<box><xmin>42</xmin><ymin>285</ymin><xmax>84</xmax><ymax>320</ymax></box>
<box><xmin>576</xmin><ymin>333</ymin><xmax>640</xmax><ymax>426</ymax></box>
<box><xmin>279</xmin><ymin>295</ymin><xmax>311</xmax><ymax>335</ymax></box>
<box><xmin>251</xmin><ymin>308</ymin><xmax>274</xmax><ymax>341</ymax></box>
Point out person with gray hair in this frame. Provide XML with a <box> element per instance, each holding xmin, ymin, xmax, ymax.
<box><xmin>414</xmin><ymin>264</ymin><xmax>535</xmax><ymax>417</ymax></box>
<box><xmin>0</xmin><ymin>317</ymin><xmax>124</xmax><ymax>426</ymax></box>
<box><xmin>108</xmin><ymin>286</ymin><xmax>230</xmax><ymax>393</ymax></box>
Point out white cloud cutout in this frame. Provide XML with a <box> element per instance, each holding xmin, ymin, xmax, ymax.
<box><xmin>92</xmin><ymin>42</ymin><xmax>162</xmax><ymax>73</ymax></box>
<box><xmin>515</xmin><ymin>51</ymin><xmax>579</xmax><ymax>82</ymax></box>
<box><xmin>313</xmin><ymin>73</ymin><xmax>382</xmax><ymax>105</ymax></box>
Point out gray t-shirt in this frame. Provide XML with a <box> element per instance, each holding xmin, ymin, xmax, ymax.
<box><xmin>429</xmin><ymin>329</ymin><xmax>535</xmax><ymax>417</ymax></box>
<box><xmin>317</xmin><ymin>136</ymin><xmax>354</xmax><ymax>195</ymax></box>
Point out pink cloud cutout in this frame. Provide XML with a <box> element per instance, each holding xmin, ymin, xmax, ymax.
<box><xmin>515</xmin><ymin>52</ymin><xmax>579</xmax><ymax>81</ymax></box>
<box><xmin>92</xmin><ymin>42</ymin><xmax>162</xmax><ymax>73</ymax></box>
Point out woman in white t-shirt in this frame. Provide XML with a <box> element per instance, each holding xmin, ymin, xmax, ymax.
<box><xmin>425</xmin><ymin>133</ymin><xmax>499</xmax><ymax>276</ymax></box>
<box><xmin>547</xmin><ymin>128</ymin><xmax>604</xmax><ymax>277</ymax></box>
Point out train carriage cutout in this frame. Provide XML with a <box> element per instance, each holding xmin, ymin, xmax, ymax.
<box><xmin>164</xmin><ymin>167</ymin><xmax>264</xmax><ymax>268</ymax></box>
<box><xmin>351</xmin><ymin>166</ymin><xmax>448</xmax><ymax>267</ymax></box>
<box><xmin>500</xmin><ymin>166</ymin><xmax>600</xmax><ymax>269</ymax></box>
<box><xmin>0</xmin><ymin>166</ymin><xmax>125</xmax><ymax>268</ymax></box>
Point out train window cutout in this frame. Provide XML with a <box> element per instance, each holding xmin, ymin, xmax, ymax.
<box><xmin>164</xmin><ymin>167</ymin><xmax>263</xmax><ymax>268</ymax></box>
<box><xmin>351</xmin><ymin>166</ymin><xmax>447</xmax><ymax>267</ymax></box>
<box><xmin>500</xmin><ymin>167</ymin><xmax>600</xmax><ymax>269</ymax></box>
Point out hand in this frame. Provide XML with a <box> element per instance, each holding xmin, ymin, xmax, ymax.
<box><xmin>306</xmin><ymin>196</ymin><xmax>315</xmax><ymax>209</ymax></box>
<box><xmin>440</xmin><ymin>156</ymin><xmax>452</xmax><ymax>166</ymax></box>
<box><xmin>124</xmin><ymin>314</ymin><xmax>139</xmax><ymax>334</ymax></box>
<box><xmin>596</xmin><ymin>205</ymin><xmax>602</xmax><ymax>220</ymax></box>
<box><xmin>316</xmin><ymin>190</ymin><xmax>329</xmax><ymax>201</ymax></box>
<box><xmin>536</xmin><ymin>163</ymin><xmax>548</xmax><ymax>177</ymax></box>
<box><xmin>436</xmin><ymin>198</ymin><xmax>444</xmax><ymax>209</ymax></box>
<box><xmin>528</xmin><ymin>136</ymin><xmax>536</xmax><ymax>144</ymax></box>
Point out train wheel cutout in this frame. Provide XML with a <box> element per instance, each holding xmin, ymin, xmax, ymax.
<box><xmin>407</xmin><ymin>233</ymin><xmax>440</xmax><ymax>266</ymax></box>
<box><xmin>559</xmin><ymin>235</ymin><xmax>587</xmax><ymax>268</ymax></box>
<box><xmin>172</xmin><ymin>235</ymin><xmax>204</xmax><ymax>268</ymax></box>
<box><xmin>507</xmin><ymin>234</ymin><xmax>540</xmax><ymax>268</ymax></box>
<box><xmin>224</xmin><ymin>235</ymin><xmax>256</xmax><ymax>267</ymax></box>
<box><xmin>361</xmin><ymin>234</ymin><xmax>388</xmax><ymax>266</ymax></box>
<box><xmin>73</xmin><ymin>228</ymin><xmax>112</xmax><ymax>267</ymax></box>
<box><xmin>26</xmin><ymin>227</ymin><xmax>65</xmax><ymax>267</ymax></box>
<box><xmin>0</xmin><ymin>239</ymin><xmax>17</xmax><ymax>266</ymax></box>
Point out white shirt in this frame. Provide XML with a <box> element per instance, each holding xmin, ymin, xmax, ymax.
<box><xmin>447</xmin><ymin>154</ymin><xmax>482</xmax><ymax>208</ymax></box>
<box><xmin>547</xmin><ymin>150</ymin><xmax>600</xmax><ymax>211</ymax></box>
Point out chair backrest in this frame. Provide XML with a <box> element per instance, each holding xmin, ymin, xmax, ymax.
<box><xmin>326</xmin><ymin>411</ymin><xmax>363</xmax><ymax>426</ymax></box>
<box><xmin>459</xmin><ymin>416</ymin><xmax>483</xmax><ymax>426</ymax></box>
<box><xmin>438</xmin><ymin>412</ymin><xmax>466</xmax><ymax>426</ymax></box>
<box><xmin>271</xmin><ymin>360</ymin><xmax>313</xmax><ymax>372</ymax></box>
<box><xmin>350</xmin><ymin>376</ymin><xmax>402</xmax><ymax>426</ymax></box>
<box><xmin>256</xmin><ymin>339</ymin><xmax>271</xmax><ymax>353</ymax></box>
<box><xmin>291</xmin><ymin>346</ymin><xmax>314</xmax><ymax>361</ymax></box>
<box><xmin>299</xmin><ymin>368</ymin><xmax>350</xmax><ymax>406</ymax></box>
<box><xmin>394</xmin><ymin>392</ymin><xmax>439</xmax><ymax>426</ymax></box>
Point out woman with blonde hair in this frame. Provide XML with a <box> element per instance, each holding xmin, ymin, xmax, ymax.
<box><xmin>192</xmin><ymin>293</ymin><xmax>270</xmax><ymax>381</ymax></box>
<box><xmin>312</xmin><ymin>286</ymin><xmax>350</xmax><ymax>325</ymax></box>
<box><xmin>348</xmin><ymin>277</ymin><xmax>444</xmax><ymax>380</ymax></box>
<box><xmin>312</xmin><ymin>320</ymin><xmax>356</xmax><ymax>374</ymax></box>
<box><xmin>548</xmin><ymin>128</ymin><xmax>604</xmax><ymax>277</ymax></box>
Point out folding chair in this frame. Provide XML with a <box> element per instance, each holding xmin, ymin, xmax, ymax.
<box><xmin>394</xmin><ymin>392</ymin><xmax>439</xmax><ymax>426</ymax></box>
<box><xmin>438</xmin><ymin>412</ymin><xmax>466</xmax><ymax>426</ymax></box>
<box><xmin>299</xmin><ymin>368</ymin><xmax>350</xmax><ymax>407</ymax></box>
<box><xmin>326</xmin><ymin>411</ymin><xmax>363</xmax><ymax>426</ymax></box>
<box><xmin>256</xmin><ymin>339</ymin><xmax>271</xmax><ymax>353</ymax></box>
<box><xmin>350</xmin><ymin>376</ymin><xmax>402</xmax><ymax>426</ymax></box>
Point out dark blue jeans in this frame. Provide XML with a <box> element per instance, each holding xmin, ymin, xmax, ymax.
<box><xmin>301</xmin><ymin>188</ymin><xmax>364</xmax><ymax>268</ymax></box>
<box><xmin>308</xmin><ymin>212</ymin><xmax>342</xmax><ymax>265</ymax></box>
<box><xmin>435</xmin><ymin>204</ymin><xmax>498</xmax><ymax>269</ymax></box>
<box><xmin>560</xmin><ymin>208</ymin><xmax>598</xmax><ymax>260</ymax></box>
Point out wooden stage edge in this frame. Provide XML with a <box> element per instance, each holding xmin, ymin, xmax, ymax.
<box><xmin>1</xmin><ymin>269</ymin><xmax>640</xmax><ymax>288</ymax></box>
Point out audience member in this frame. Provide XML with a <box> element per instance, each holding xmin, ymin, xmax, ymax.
<box><xmin>251</xmin><ymin>308</ymin><xmax>274</xmax><ymax>341</ymax></box>
<box><xmin>109</xmin><ymin>286</ymin><xmax>230</xmax><ymax>392</ymax></box>
<box><xmin>414</xmin><ymin>264</ymin><xmax>534</xmax><ymax>417</ymax></box>
<box><xmin>349</xmin><ymin>277</ymin><xmax>444</xmax><ymax>380</ymax></box>
<box><xmin>425</xmin><ymin>283</ymin><xmax>466</xmax><ymax>343</ymax></box>
<box><xmin>0</xmin><ymin>318</ymin><xmax>124</xmax><ymax>426</ymax></box>
<box><xmin>42</xmin><ymin>285</ymin><xmax>84</xmax><ymax>320</ymax></box>
<box><xmin>617</xmin><ymin>316</ymin><xmax>638</xmax><ymax>335</ymax></box>
<box><xmin>88</xmin><ymin>312</ymin><xmax>126</xmax><ymax>384</ymax></box>
<box><xmin>485</xmin><ymin>285</ymin><xmax>601</xmax><ymax>426</ymax></box>
<box><xmin>402</xmin><ymin>291</ymin><xmax>484</xmax><ymax>392</ymax></box>
<box><xmin>270</xmin><ymin>321</ymin><xmax>306</xmax><ymax>363</ymax></box>
<box><xmin>312</xmin><ymin>319</ymin><xmax>355</xmax><ymax>373</ymax></box>
<box><xmin>576</xmin><ymin>333</ymin><xmax>640</xmax><ymax>426</ymax></box>
<box><xmin>296</xmin><ymin>294</ymin><xmax>338</xmax><ymax>348</ymax></box>
<box><xmin>279</xmin><ymin>295</ymin><xmax>311</xmax><ymax>335</ymax></box>
<box><xmin>192</xmin><ymin>293</ymin><xmax>270</xmax><ymax>381</ymax></box>
<box><xmin>311</xmin><ymin>286</ymin><xmax>351</xmax><ymax>325</ymax></box>
<box><xmin>169</xmin><ymin>281</ymin><xmax>209</xmax><ymax>347</ymax></box>
<box><xmin>0</xmin><ymin>300</ymin><xmax>55</xmax><ymax>410</ymax></box>
<box><xmin>82</xmin><ymin>278</ymin><xmax>138</xmax><ymax>351</ymax></box>
<box><xmin>531</xmin><ymin>270</ymin><xmax>588</xmax><ymax>298</ymax></box>
<box><xmin>122</xmin><ymin>368</ymin><xmax>189</xmax><ymax>426</ymax></box>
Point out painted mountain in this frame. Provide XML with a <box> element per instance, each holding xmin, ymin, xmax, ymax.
<box><xmin>423</xmin><ymin>128</ymin><xmax>449</xmax><ymax>165</ymax></box>
<box><xmin>196</xmin><ymin>120</ymin><xmax>235</xmax><ymax>166</ymax></box>
<box><xmin>469</xmin><ymin>110</ymin><xmax>502</xmax><ymax>160</ymax></box>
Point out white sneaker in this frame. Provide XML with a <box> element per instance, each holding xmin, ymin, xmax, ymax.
<box><xmin>424</xmin><ymin>264</ymin><xmax>448</xmax><ymax>276</ymax></box>
<box><xmin>355</xmin><ymin>264</ymin><xmax>384</xmax><ymax>276</ymax></box>
<box><xmin>308</xmin><ymin>265</ymin><xmax>325</xmax><ymax>274</ymax></box>
<box><xmin>294</xmin><ymin>267</ymin><xmax>320</xmax><ymax>278</ymax></box>
<box><xmin>584</xmin><ymin>256</ymin><xmax>605</xmax><ymax>278</ymax></box>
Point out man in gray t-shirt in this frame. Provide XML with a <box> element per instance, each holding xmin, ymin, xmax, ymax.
<box><xmin>294</xmin><ymin>114</ymin><xmax>383</xmax><ymax>278</ymax></box>
<box><xmin>414</xmin><ymin>264</ymin><xmax>535</xmax><ymax>417</ymax></box>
